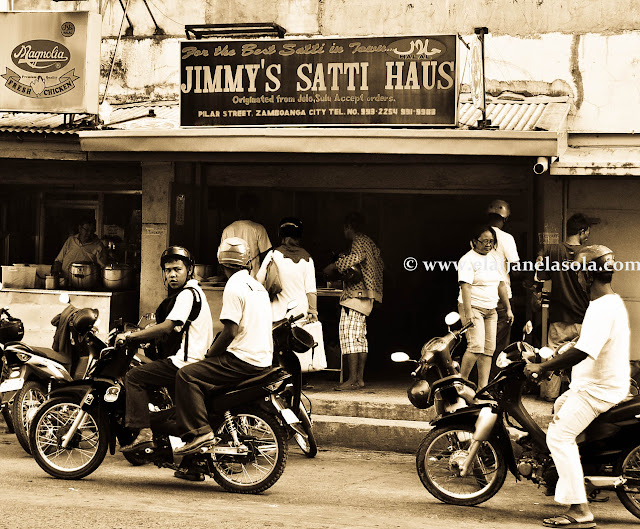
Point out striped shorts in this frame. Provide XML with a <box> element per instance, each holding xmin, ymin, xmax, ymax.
<box><xmin>339</xmin><ymin>307</ymin><xmax>368</xmax><ymax>355</ymax></box>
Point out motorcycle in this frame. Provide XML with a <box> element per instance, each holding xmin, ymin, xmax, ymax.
<box><xmin>272</xmin><ymin>313</ymin><xmax>318</xmax><ymax>457</ymax></box>
<box><xmin>28</xmin><ymin>311</ymin><xmax>314</xmax><ymax>494</ymax></box>
<box><xmin>0</xmin><ymin>304</ymin><xmax>98</xmax><ymax>454</ymax></box>
<box><xmin>0</xmin><ymin>307</ymin><xmax>25</xmax><ymax>433</ymax></box>
<box><xmin>391</xmin><ymin>312</ymin><xmax>477</xmax><ymax>418</ymax></box>
<box><xmin>406</xmin><ymin>330</ymin><xmax>640</xmax><ymax>521</ymax></box>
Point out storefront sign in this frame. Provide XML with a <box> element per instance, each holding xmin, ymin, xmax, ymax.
<box><xmin>0</xmin><ymin>12</ymin><xmax>101</xmax><ymax>114</ymax></box>
<box><xmin>180</xmin><ymin>35</ymin><xmax>458</xmax><ymax>127</ymax></box>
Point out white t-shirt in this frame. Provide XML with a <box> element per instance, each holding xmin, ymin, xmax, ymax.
<box><xmin>256</xmin><ymin>249</ymin><xmax>317</xmax><ymax>321</ymax></box>
<box><xmin>457</xmin><ymin>249</ymin><xmax>505</xmax><ymax>309</ymax></box>
<box><xmin>221</xmin><ymin>220</ymin><xmax>272</xmax><ymax>277</ymax></box>
<box><xmin>220</xmin><ymin>269</ymin><xmax>273</xmax><ymax>367</ymax></box>
<box><xmin>573</xmin><ymin>293</ymin><xmax>630</xmax><ymax>404</ymax></box>
<box><xmin>166</xmin><ymin>279</ymin><xmax>214</xmax><ymax>369</ymax></box>
<box><xmin>493</xmin><ymin>226</ymin><xmax>519</xmax><ymax>299</ymax></box>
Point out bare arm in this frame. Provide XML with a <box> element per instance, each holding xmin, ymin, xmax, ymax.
<box><xmin>206</xmin><ymin>320</ymin><xmax>238</xmax><ymax>358</ymax></box>
<box><xmin>460</xmin><ymin>282</ymin><xmax>473</xmax><ymax>326</ymax></box>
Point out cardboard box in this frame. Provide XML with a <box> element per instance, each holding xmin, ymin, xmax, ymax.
<box><xmin>1</xmin><ymin>265</ymin><xmax>37</xmax><ymax>289</ymax></box>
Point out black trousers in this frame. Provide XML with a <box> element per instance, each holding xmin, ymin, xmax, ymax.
<box><xmin>125</xmin><ymin>358</ymin><xmax>178</xmax><ymax>430</ymax></box>
<box><xmin>175</xmin><ymin>352</ymin><xmax>268</xmax><ymax>441</ymax></box>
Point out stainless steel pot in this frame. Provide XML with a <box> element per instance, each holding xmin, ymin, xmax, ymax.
<box><xmin>102</xmin><ymin>264</ymin><xmax>135</xmax><ymax>290</ymax></box>
<box><xmin>68</xmin><ymin>261</ymin><xmax>98</xmax><ymax>290</ymax></box>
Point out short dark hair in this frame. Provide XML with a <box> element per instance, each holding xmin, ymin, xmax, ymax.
<box><xmin>344</xmin><ymin>211</ymin><xmax>365</xmax><ymax>232</ymax></box>
<box><xmin>78</xmin><ymin>215</ymin><xmax>96</xmax><ymax>229</ymax></box>
<box><xmin>566</xmin><ymin>214</ymin><xmax>591</xmax><ymax>236</ymax></box>
<box><xmin>471</xmin><ymin>224</ymin><xmax>497</xmax><ymax>242</ymax></box>
<box><xmin>279</xmin><ymin>217</ymin><xmax>303</xmax><ymax>239</ymax></box>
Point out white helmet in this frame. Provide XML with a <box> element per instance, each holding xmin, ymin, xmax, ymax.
<box><xmin>487</xmin><ymin>199</ymin><xmax>511</xmax><ymax>220</ymax></box>
<box><xmin>217</xmin><ymin>237</ymin><xmax>251</xmax><ymax>269</ymax></box>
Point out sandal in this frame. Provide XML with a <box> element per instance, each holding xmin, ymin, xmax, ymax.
<box><xmin>542</xmin><ymin>514</ymin><xmax>596</xmax><ymax>528</ymax></box>
<box><xmin>333</xmin><ymin>383</ymin><xmax>360</xmax><ymax>391</ymax></box>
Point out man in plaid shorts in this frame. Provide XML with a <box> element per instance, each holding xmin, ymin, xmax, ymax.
<box><xmin>325</xmin><ymin>212</ymin><xmax>384</xmax><ymax>390</ymax></box>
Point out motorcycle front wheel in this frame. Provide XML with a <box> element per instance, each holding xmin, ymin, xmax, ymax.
<box><xmin>29</xmin><ymin>397</ymin><xmax>108</xmax><ymax>480</ymax></box>
<box><xmin>211</xmin><ymin>409</ymin><xmax>288</xmax><ymax>494</ymax></box>
<box><xmin>293</xmin><ymin>401</ymin><xmax>318</xmax><ymax>458</ymax></box>
<box><xmin>12</xmin><ymin>380</ymin><xmax>47</xmax><ymax>454</ymax></box>
<box><xmin>416</xmin><ymin>424</ymin><xmax>507</xmax><ymax>506</ymax></box>
<box><xmin>615</xmin><ymin>443</ymin><xmax>640</xmax><ymax>519</ymax></box>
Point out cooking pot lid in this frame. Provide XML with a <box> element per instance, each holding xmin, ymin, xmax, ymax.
<box><xmin>70</xmin><ymin>261</ymin><xmax>95</xmax><ymax>267</ymax></box>
<box><xmin>104</xmin><ymin>263</ymin><xmax>132</xmax><ymax>270</ymax></box>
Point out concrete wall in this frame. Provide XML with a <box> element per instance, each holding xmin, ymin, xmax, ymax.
<box><xmin>8</xmin><ymin>0</ymin><xmax>640</xmax><ymax>132</ymax></box>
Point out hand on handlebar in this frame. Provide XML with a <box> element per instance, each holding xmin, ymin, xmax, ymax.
<box><xmin>523</xmin><ymin>362</ymin><xmax>543</xmax><ymax>381</ymax></box>
<box><xmin>115</xmin><ymin>332</ymin><xmax>131</xmax><ymax>346</ymax></box>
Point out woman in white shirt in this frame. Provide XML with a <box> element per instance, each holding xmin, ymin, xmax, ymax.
<box><xmin>257</xmin><ymin>217</ymin><xmax>318</xmax><ymax>323</ymax></box>
<box><xmin>457</xmin><ymin>224</ymin><xmax>513</xmax><ymax>388</ymax></box>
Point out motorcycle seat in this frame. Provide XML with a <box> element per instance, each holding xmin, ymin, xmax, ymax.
<box><xmin>208</xmin><ymin>367</ymin><xmax>287</xmax><ymax>396</ymax></box>
<box><xmin>594</xmin><ymin>395</ymin><xmax>640</xmax><ymax>425</ymax></box>
<box><xmin>7</xmin><ymin>343</ymin><xmax>72</xmax><ymax>370</ymax></box>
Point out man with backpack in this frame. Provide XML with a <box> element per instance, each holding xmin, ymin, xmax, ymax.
<box><xmin>118</xmin><ymin>246</ymin><xmax>213</xmax><ymax>454</ymax></box>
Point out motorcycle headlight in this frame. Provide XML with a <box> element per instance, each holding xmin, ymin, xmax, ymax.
<box><xmin>15</xmin><ymin>352</ymin><xmax>30</xmax><ymax>363</ymax></box>
<box><xmin>496</xmin><ymin>352</ymin><xmax>512</xmax><ymax>369</ymax></box>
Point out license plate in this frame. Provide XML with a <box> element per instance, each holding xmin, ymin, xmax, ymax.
<box><xmin>0</xmin><ymin>377</ymin><xmax>24</xmax><ymax>394</ymax></box>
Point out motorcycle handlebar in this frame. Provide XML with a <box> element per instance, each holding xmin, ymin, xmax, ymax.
<box><xmin>289</xmin><ymin>313</ymin><xmax>305</xmax><ymax>324</ymax></box>
<box><xmin>457</xmin><ymin>320</ymin><xmax>475</xmax><ymax>335</ymax></box>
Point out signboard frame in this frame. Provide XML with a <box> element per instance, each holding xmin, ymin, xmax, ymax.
<box><xmin>179</xmin><ymin>34</ymin><xmax>459</xmax><ymax>128</ymax></box>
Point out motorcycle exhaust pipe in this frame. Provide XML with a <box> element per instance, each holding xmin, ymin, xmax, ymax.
<box><xmin>585</xmin><ymin>476</ymin><xmax>626</xmax><ymax>488</ymax></box>
<box><xmin>460</xmin><ymin>407</ymin><xmax>498</xmax><ymax>477</ymax></box>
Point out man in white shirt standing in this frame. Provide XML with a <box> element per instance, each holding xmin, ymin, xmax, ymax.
<box><xmin>486</xmin><ymin>199</ymin><xmax>520</xmax><ymax>361</ymax></box>
<box><xmin>174</xmin><ymin>237</ymin><xmax>273</xmax><ymax>455</ymax></box>
<box><xmin>525</xmin><ymin>245</ymin><xmax>630</xmax><ymax>529</ymax></box>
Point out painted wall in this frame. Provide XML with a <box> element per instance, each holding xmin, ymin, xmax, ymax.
<box><xmin>8</xmin><ymin>0</ymin><xmax>640</xmax><ymax>132</ymax></box>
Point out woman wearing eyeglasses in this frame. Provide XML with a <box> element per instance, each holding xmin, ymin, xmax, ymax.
<box><xmin>457</xmin><ymin>224</ymin><xmax>514</xmax><ymax>388</ymax></box>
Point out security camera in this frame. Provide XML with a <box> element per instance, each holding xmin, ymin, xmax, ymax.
<box><xmin>533</xmin><ymin>156</ymin><xmax>549</xmax><ymax>174</ymax></box>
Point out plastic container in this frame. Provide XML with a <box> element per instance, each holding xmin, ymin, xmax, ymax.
<box><xmin>1</xmin><ymin>264</ymin><xmax>37</xmax><ymax>289</ymax></box>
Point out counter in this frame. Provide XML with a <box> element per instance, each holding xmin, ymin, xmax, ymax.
<box><xmin>0</xmin><ymin>288</ymin><xmax>138</xmax><ymax>347</ymax></box>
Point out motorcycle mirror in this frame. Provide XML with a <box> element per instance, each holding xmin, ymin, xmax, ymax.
<box><xmin>287</xmin><ymin>300</ymin><xmax>298</xmax><ymax>311</ymax></box>
<box><xmin>522</xmin><ymin>321</ymin><xmax>533</xmax><ymax>335</ymax></box>
<box><xmin>444</xmin><ymin>312</ymin><xmax>460</xmax><ymax>326</ymax></box>
<box><xmin>391</xmin><ymin>352</ymin><xmax>411</xmax><ymax>363</ymax></box>
<box><xmin>59</xmin><ymin>293</ymin><xmax>70</xmax><ymax>304</ymax></box>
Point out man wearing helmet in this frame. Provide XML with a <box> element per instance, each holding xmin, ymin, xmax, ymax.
<box><xmin>486</xmin><ymin>199</ymin><xmax>520</xmax><ymax>364</ymax></box>
<box><xmin>117</xmin><ymin>246</ymin><xmax>213</xmax><ymax>456</ymax></box>
<box><xmin>172</xmin><ymin>237</ymin><xmax>273</xmax><ymax>455</ymax></box>
<box><xmin>525</xmin><ymin>245</ymin><xmax>630</xmax><ymax>528</ymax></box>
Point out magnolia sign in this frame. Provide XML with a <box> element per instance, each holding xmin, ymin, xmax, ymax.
<box><xmin>180</xmin><ymin>35</ymin><xmax>458</xmax><ymax>127</ymax></box>
<box><xmin>0</xmin><ymin>12</ymin><xmax>101</xmax><ymax>114</ymax></box>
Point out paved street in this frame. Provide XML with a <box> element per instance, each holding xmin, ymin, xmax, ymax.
<box><xmin>0</xmin><ymin>430</ymin><xmax>637</xmax><ymax>529</ymax></box>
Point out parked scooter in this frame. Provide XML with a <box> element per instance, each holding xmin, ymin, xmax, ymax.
<box><xmin>0</xmin><ymin>307</ymin><xmax>25</xmax><ymax>433</ymax></box>
<box><xmin>406</xmin><ymin>329</ymin><xmax>640</xmax><ymax>520</ymax></box>
<box><xmin>28</xmin><ymin>311</ymin><xmax>314</xmax><ymax>493</ymax></box>
<box><xmin>391</xmin><ymin>312</ymin><xmax>477</xmax><ymax>418</ymax></box>
<box><xmin>0</xmin><ymin>304</ymin><xmax>99</xmax><ymax>454</ymax></box>
<box><xmin>272</xmin><ymin>311</ymin><xmax>318</xmax><ymax>457</ymax></box>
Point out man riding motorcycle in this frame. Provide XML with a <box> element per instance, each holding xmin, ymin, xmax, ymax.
<box><xmin>117</xmin><ymin>246</ymin><xmax>213</xmax><ymax>454</ymax></box>
<box><xmin>173</xmin><ymin>237</ymin><xmax>273</xmax><ymax>456</ymax></box>
<box><xmin>525</xmin><ymin>245</ymin><xmax>630</xmax><ymax>529</ymax></box>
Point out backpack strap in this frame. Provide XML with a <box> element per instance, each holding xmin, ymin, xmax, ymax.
<box><xmin>181</xmin><ymin>287</ymin><xmax>202</xmax><ymax>362</ymax></box>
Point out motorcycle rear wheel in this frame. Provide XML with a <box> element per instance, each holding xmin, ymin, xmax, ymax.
<box><xmin>416</xmin><ymin>424</ymin><xmax>507</xmax><ymax>506</ymax></box>
<box><xmin>211</xmin><ymin>409</ymin><xmax>288</xmax><ymax>494</ymax></box>
<box><xmin>29</xmin><ymin>397</ymin><xmax>108</xmax><ymax>479</ymax></box>
<box><xmin>12</xmin><ymin>380</ymin><xmax>47</xmax><ymax>454</ymax></box>
<box><xmin>293</xmin><ymin>401</ymin><xmax>318</xmax><ymax>458</ymax></box>
<box><xmin>615</xmin><ymin>443</ymin><xmax>640</xmax><ymax>519</ymax></box>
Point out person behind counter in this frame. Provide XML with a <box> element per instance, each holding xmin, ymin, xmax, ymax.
<box><xmin>52</xmin><ymin>215</ymin><xmax>108</xmax><ymax>281</ymax></box>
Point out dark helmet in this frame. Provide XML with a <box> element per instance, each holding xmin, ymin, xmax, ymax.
<box><xmin>160</xmin><ymin>246</ymin><xmax>194</xmax><ymax>272</ymax></box>
<box><xmin>279</xmin><ymin>217</ymin><xmax>303</xmax><ymax>239</ymax></box>
<box><xmin>70</xmin><ymin>308</ymin><xmax>99</xmax><ymax>338</ymax></box>
<box><xmin>407</xmin><ymin>379</ymin><xmax>431</xmax><ymax>409</ymax></box>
